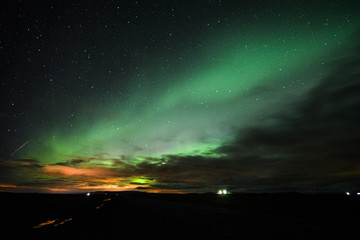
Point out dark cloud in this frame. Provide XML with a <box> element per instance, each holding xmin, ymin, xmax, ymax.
<box><xmin>55</xmin><ymin>159</ymin><xmax>88</xmax><ymax>166</ymax></box>
<box><xmin>126</xmin><ymin>38</ymin><xmax>360</xmax><ymax>192</ymax></box>
<box><xmin>8</xmin><ymin>158</ymin><xmax>43</xmax><ymax>169</ymax></box>
<box><xmin>0</xmin><ymin>161</ymin><xmax>17</xmax><ymax>183</ymax></box>
<box><xmin>213</xmin><ymin>40</ymin><xmax>360</xmax><ymax>192</ymax></box>
<box><xmin>0</xmin><ymin>158</ymin><xmax>45</xmax><ymax>190</ymax></box>
<box><xmin>133</xmin><ymin>155</ymin><xmax>249</xmax><ymax>190</ymax></box>
<box><xmin>0</xmin><ymin>158</ymin><xmax>43</xmax><ymax>181</ymax></box>
<box><xmin>112</xmin><ymin>158</ymin><xmax>136</xmax><ymax>170</ymax></box>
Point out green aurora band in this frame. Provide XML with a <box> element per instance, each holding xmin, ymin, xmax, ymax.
<box><xmin>21</xmin><ymin>9</ymin><xmax>359</xmax><ymax>174</ymax></box>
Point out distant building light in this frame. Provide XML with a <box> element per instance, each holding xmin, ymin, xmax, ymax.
<box><xmin>357</xmin><ymin>192</ymin><xmax>360</xmax><ymax>196</ymax></box>
<box><xmin>346</xmin><ymin>192</ymin><xmax>350</xmax><ymax>196</ymax></box>
<box><xmin>86</xmin><ymin>192</ymin><xmax>91</xmax><ymax>196</ymax></box>
<box><xmin>217</xmin><ymin>189</ymin><xmax>228</xmax><ymax>195</ymax></box>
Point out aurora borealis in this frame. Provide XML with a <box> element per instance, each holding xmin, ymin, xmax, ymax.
<box><xmin>1</xmin><ymin>0</ymin><xmax>360</xmax><ymax>193</ymax></box>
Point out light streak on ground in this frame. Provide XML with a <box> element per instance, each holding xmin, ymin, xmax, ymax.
<box><xmin>32</xmin><ymin>217</ymin><xmax>72</xmax><ymax>229</ymax></box>
<box><xmin>54</xmin><ymin>218</ymin><xmax>72</xmax><ymax>227</ymax></box>
<box><xmin>96</xmin><ymin>203</ymin><xmax>104</xmax><ymax>210</ymax></box>
<box><xmin>32</xmin><ymin>219</ymin><xmax>57</xmax><ymax>229</ymax></box>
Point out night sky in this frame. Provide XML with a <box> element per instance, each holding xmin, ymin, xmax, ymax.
<box><xmin>1</xmin><ymin>0</ymin><xmax>360</xmax><ymax>193</ymax></box>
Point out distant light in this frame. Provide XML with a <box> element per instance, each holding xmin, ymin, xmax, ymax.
<box><xmin>86</xmin><ymin>192</ymin><xmax>91</xmax><ymax>196</ymax></box>
<box><xmin>357</xmin><ymin>192</ymin><xmax>360</xmax><ymax>196</ymax></box>
<box><xmin>218</xmin><ymin>189</ymin><xmax>228</xmax><ymax>195</ymax></box>
<box><xmin>346</xmin><ymin>192</ymin><xmax>350</xmax><ymax>196</ymax></box>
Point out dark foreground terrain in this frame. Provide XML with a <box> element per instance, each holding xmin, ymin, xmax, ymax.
<box><xmin>0</xmin><ymin>192</ymin><xmax>359</xmax><ymax>239</ymax></box>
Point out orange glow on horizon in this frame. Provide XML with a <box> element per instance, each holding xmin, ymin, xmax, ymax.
<box><xmin>43</xmin><ymin>165</ymin><xmax>120</xmax><ymax>178</ymax></box>
<box><xmin>0</xmin><ymin>183</ymin><xmax>185</xmax><ymax>194</ymax></box>
<box><xmin>0</xmin><ymin>184</ymin><xmax>19</xmax><ymax>188</ymax></box>
<box><xmin>146</xmin><ymin>189</ymin><xmax>186</xmax><ymax>194</ymax></box>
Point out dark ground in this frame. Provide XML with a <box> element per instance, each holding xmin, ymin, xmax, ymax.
<box><xmin>0</xmin><ymin>192</ymin><xmax>359</xmax><ymax>240</ymax></box>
